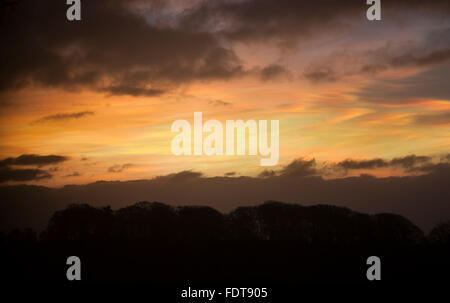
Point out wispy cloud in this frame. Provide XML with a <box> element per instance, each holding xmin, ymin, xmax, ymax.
<box><xmin>209</xmin><ymin>99</ymin><xmax>231</xmax><ymax>106</ymax></box>
<box><xmin>64</xmin><ymin>172</ymin><xmax>81</xmax><ymax>178</ymax></box>
<box><xmin>108</xmin><ymin>163</ymin><xmax>134</xmax><ymax>173</ymax></box>
<box><xmin>34</xmin><ymin>111</ymin><xmax>94</xmax><ymax>124</ymax></box>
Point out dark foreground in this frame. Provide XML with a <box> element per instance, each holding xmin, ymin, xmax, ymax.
<box><xmin>1</xmin><ymin>201</ymin><xmax>449</xmax><ymax>285</ymax></box>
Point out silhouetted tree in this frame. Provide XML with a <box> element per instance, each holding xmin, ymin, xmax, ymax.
<box><xmin>1</xmin><ymin>201</ymin><xmax>449</xmax><ymax>282</ymax></box>
<box><xmin>429</xmin><ymin>220</ymin><xmax>450</xmax><ymax>247</ymax></box>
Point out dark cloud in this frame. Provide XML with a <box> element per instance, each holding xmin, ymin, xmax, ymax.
<box><xmin>361</xmin><ymin>46</ymin><xmax>450</xmax><ymax>75</ymax></box>
<box><xmin>100</xmin><ymin>86</ymin><xmax>166</xmax><ymax>97</ymax></box>
<box><xmin>390</xmin><ymin>27</ymin><xmax>450</xmax><ymax>68</ymax></box>
<box><xmin>224</xmin><ymin>172</ymin><xmax>236</xmax><ymax>176</ymax></box>
<box><xmin>259</xmin><ymin>155</ymin><xmax>438</xmax><ymax>178</ymax></box>
<box><xmin>108</xmin><ymin>163</ymin><xmax>133</xmax><ymax>173</ymax></box>
<box><xmin>258</xmin><ymin>169</ymin><xmax>276</xmax><ymax>178</ymax></box>
<box><xmin>259</xmin><ymin>64</ymin><xmax>292</xmax><ymax>81</ymax></box>
<box><xmin>0</xmin><ymin>0</ymin><xmax>246</xmax><ymax>97</ymax></box>
<box><xmin>389</xmin><ymin>48</ymin><xmax>450</xmax><ymax>68</ymax></box>
<box><xmin>0</xmin><ymin>154</ymin><xmax>67</xmax><ymax>182</ymax></box>
<box><xmin>360</xmin><ymin>63</ymin><xmax>387</xmax><ymax>75</ymax></box>
<box><xmin>0</xmin><ymin>167</ymin><xmax>51</xmax><ymax>182</ymax></box>
<box><xmin>303</xmin><ymin>67</ymin><xmax>337</xmax><ymax>83</ymax></box>
<box><xmin>181</xmin><ymin>0</ymin><xmax>450</xmax><ymax>44</ymax></box>
<box><xmin>209</xmin><ymin>99</ymin><xmax>230</xmax><ymax>106</ymax></box>
<box><xmin>305</xmin><ymin>28</ymin><xmax>450</xmax><ymax>84</ymax></box>
<box><xmin>413</xmin><ymin>111</ymin><xmax>450</xmax><ymax>125</ymax></box>
<box><xmin>306</xmin><ymin>46</ymin><xmax>450</xmax><ymax>83</ymax></box>
<box><xmin>355</xmin><ymin>63</ymin><xmax>450</xmax><ymax>103</ymax></box>
<box><xmin>64</xmin><ymin>171</ymin><xmax>81</xmax><ymax>178</ymax></box>
<box><xmin>157</xmin><ymin>170</ymin><xmax>203</xmax><ymax>183</ymax></box>
<box><xmin>336</xmin><ymin>155</ymin><xmax>434</xmax><ymax>172</ymax></box>
<box><xmin>181</xmin><ymin>0</ymin><xmax>357</xmax><ymax>44</ymax></box>
<box><xmin>279</xmin><ymin>158</ymin><xmax>317</xmax><ymax>177</ymax></box>
<box><xmin>0</xmin><ymin>154</ymin><xmax>68</xmax><ymax>168</ymax></box>
<box><xmin>337</xmin><ymin>158</ymin><xmax>389</xmax><ymax>170</ymax></box>
<box><xmin>409</xmin><ymin>162</ymin><xmax>450</xmax><ymax>174</ymax></box>
<box><xmin>260</xmin><ymin>158</ymin><xmax>320</xmax><ymax>178</ymax></box>
<box><xmin>2</xmin><ymin>0</ymin><xmax>449</xmax><ymax>97</ymax></box>
<box><xmin>390</xmin><ymin>155</ymin><xmax>432</xmax><ymax>170</ymax></box>
<box><xmin>34</xmin><ymin>111</ymin><xmax>94</xmax><ymax>123</ymax></box>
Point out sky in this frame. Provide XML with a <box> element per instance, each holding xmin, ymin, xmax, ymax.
<box><xmin>1</xmin><ymin>0</ymin><xmax>450</xmax><ymax>187</ymax></box>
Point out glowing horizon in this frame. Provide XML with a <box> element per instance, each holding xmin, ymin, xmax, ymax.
<box><xmin>1</xmin><ymin>0</ymin><xmax>449</xmax><ymax>187</ymax></box>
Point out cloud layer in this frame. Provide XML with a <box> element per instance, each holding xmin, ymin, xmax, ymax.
<box><xmin>2</xmin><ymin>0</ymin><xmax>449</xmax><ymax>98</ymax></box>
<box><xmin>0</xmin><ymin>154</ymin><xmax>68</xmax><ymax>182</ymax></box>
<box><xmin>1</xmin><ymin>154</ymin><xmax>450</xmax><ymax>233</ymax></box>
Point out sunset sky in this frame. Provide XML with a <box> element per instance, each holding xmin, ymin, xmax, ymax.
<box><xmin>1</xmin><ymin>0</ymin><xmax>449</xmax><ymax>187</ymax></box>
